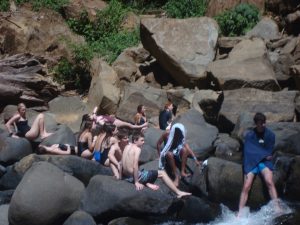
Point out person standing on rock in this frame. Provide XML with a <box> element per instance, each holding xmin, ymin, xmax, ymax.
<box><xmin>238</xmin><ymin>112</ymin><xmax>280</xmax><ymax>217</ymax></box>
<box><xmin>121</xmin><ymin>132</ymin><xmax>192</xmax><ymax>198</ymax></box>
<box><xmin>157</xmin><ymin>123</ymin><xmax>201</xmax><ymax>187</ymax></box>
<box><xmin>5</xmin><ymin>103</ymin><xmax>52</xmax><ymax>140</ymax></box>
<box><xmin>159</xmin><ymin>101</ymin><xmax>173</xmax><ymax>130</ymax></box>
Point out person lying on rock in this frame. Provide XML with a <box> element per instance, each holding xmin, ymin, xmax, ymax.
<box><xmin>92</xmin><ymin>123</ymin><xmax>122</xmax><ymax>179</ymax></box>
<box><xmin>90</xmin><ymin>106</ymin><xmax>148</xmax><ymax>130</ymax></box>
<box><xmin>237</xmin><ymin>112</ymin><xmax>280</xmax><ymax>217</ymax></box>
<box><xmin>121</xmin><ymin>132</ymin><xmax>192</xmax><ymax>198</ymax></box>
<box><xmin>159</xmin><ymin>101</ymin><xmax>173</xmax><ymax>130</ymax></box>
<box><xmin>38</xmin><ymin>144</ymin><xmax>77</xmax><ymax>155</ymax></box>
<box><xmin>5</xmin><ymin>103</ymin><xmax>52</xmax><ymax>140</ymax></box>
<box><xmin>157</xmin><ymin>123</ymin><xmax>201</xmax><ymax>187</ymax></box>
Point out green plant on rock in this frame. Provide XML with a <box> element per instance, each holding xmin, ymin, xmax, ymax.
<box><xmin>0</xmin><ymin>0</ymin><xmax>10</xmax><ymax>11</ymax></box>
<box><xmin>215</xmin><ymin>3</ymin><xmax>260</xmax><ymax>36</ymax></box>
<box><xmin>163</xmin><ymin>0</ymin><xmax>208</xmax><ymax>18</ymax></box>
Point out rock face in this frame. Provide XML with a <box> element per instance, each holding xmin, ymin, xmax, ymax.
<box><xmin>207</xmin><ymin>38</ymin><xmax>280</xmax><ymax>91</ymax></box>
<box><xmin>0</xmin><ymin>7</ymin><xmax>84</xmax><ymax>61</ymax></box>
<box><xmin>0</xmin><ymin>133</ymin><xmax>32</xmax><ymax>165</ymax></box>
<box><xmin>49</xmin><ymin>96</ymin><xmax>89</xmax><ymax>132</ymax></box>
<box><xmin>63</xmin><ymin>210</ymin><xmax>96</xmax><ymax>225</ymax></box>
<box><xmin>141</xmin><ymin>128</ymin><xmax>164</xmax><ymax>164</ymax></box>
<box><xmin>0</xmin><ymin>54</ymin><xmax>59</xmax><ymax>107</ymax></box>
<box><xmin>87</xmin><ymin>58</ymin><xmax>120</xmax><ymax>114</ymax></box>
<box><xmin>80</xmin><ymin>175</ymin><xmax>181</xmax><ymax>221</ymax></box>
<box><xmin>0</xmin><ymin>204</ymin><xmax>9</xmax><ymax>225</ymax></box>
<box><xmin>173</xmin><ymin>109</ymin><xmax>218</xmax><ymax>158</ymax></box>
<box><xmin>9</xmin><ymin>162</ymin><xmax>84</xmax><ymax>225</ymax></box>
<box><xmin>206</xmin><ymin>0</ymin><xmax>265</xmax><ymax>17</ymax></box>
<box><xmin>246</xmin><ymin>17</ymin><xmax>280</xmax><ymax>41</ymax></box>
<box><xmin>220</xmin><ymin>88</ymin><xmax>297</xmax><ymax>127</ymax></box>
<box><xmin>141</xmin><ymin>17</ymin><xmax>219</xmax><ymax>88</ymax></box>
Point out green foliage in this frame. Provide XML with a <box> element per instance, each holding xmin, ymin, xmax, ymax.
<box><xmin>15</xmin><ymin>0</ymin><xmax>68</xmax><ymax>11</ymax></box>
<box><xmin>119</xmin><ymin>0</ymin><xmax>167</xmax><ymax>11</ymax></box>
<box><xmin>0</xmin><ymin>0</ymin><xmax>10</xmax><ymax>11</ymax></box>
<box><xmin>163</xmin><ymin>0</ymin><xmax>207</xmax><ymax>18</ymax></box>
<box><xmin>215</xmin><ymin>3</ymin><xmax>260</xmax><ymax>36</ymax></box>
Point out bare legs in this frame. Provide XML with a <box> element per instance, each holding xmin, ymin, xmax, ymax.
<box><xmin>25</xmin><ymin>113</ymin><xmax>52</xmax><ymax>140</ymax></box>
<box><xmin>166</xmin><ymin>151</ymin><xmax>180</xmax><ymax>187</ymax></box>
<box><xmin>158</xmin><ymin>170</ymin><xmax>191</xmax><ymax>198</ymax></box>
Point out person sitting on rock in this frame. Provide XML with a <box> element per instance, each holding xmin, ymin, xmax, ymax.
<box><xmin>93</xmin><ymin>123</ymin><xmax>121</xmax><ymax>178</ymax></box>
<box><xmin>134</xmin><ymin>104</ymin><xmax>147</xmax><ymax>125</ymax></box>
<box><xmin>77</xmin><ymin>120</ymin><xmax>98</xmax><ymax>159</ymax></box>
<box><xmin>5</xmin><ymin>103</ymin><xmax>52</xmax><ymax>140</ymax></box>
<box><xmin>237</xmin><ymin>112</ymin><xmax>280</xmax><ymax>217</ymax></box>
<box><xmin>157</xmin><ymin>123</ymin><xmax>201</xmax><ymax>187</ymax></box>
<box><xmin>121</xmin><ymin>132</ymin><xmax>192</xmax><ymax>198</ymax></box>
<box><xmin>159</xmin><ymin>101</ymin><xmax>173</xmax><ymax>130</ymax></box>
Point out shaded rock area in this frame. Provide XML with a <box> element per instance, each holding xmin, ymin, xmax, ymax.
<box><xmin>108</xmin><ymin>217</ymin><xmax>152</xmax><ymax>225</ymax></box>
<box><xmin>0</xmin><ymin>54</ymin><xmax>59</xmax><ymax>108</ymax></box>
<box><xmin>63</xmin><ymin>210</ymin><xmax>96</xmax><ymax>225</ymax></box>
<box><xmin>9</xmin><ymin>162</ymin><xmax>84</xmax><ymax>225</ymax></box>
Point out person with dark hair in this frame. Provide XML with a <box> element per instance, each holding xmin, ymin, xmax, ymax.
<box><xmin>157</xmin><ymin>123</ymin><xmax>200</xmax><ymax>186</ymax></box>
<box><xmin>237</xmin><ymin>112</ymin><xmax>279</xmax><ymax>217</ymax></box>
<box><xmin>90</xmin><ymin>107</ymin><xmax>148</xmax><ymax>130</ymax></box>
<box><xmin>5</xmin><ymin>103</ymin><xmax>52</xmax><ymax>140</ymax></box>
<box><xmin>159</xmin><ymin>102</ymin><xmax>173</xmax><ymax>130</ymax></box>
<box><xmin>121</xmin><ymin>132</ymin><xmax>192</xmax><ymax>198</ymax></box>
<box><xmin>134</xmin><ymin>105</ymin><xmax>147</xmax><ymax>125</ymax></box>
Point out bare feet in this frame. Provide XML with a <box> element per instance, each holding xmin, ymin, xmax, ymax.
<box><xmin>41</xmin><ymin>132</ymin><xmax>53</xmax><ymax>140</ymax></box>
<box><xmin>176</xmin><ymin>191</ymin><xmax>192</xmax><ymax>199</ymax></box>
<box><xmin>146</xmin><ymin>183</ymin><xmax>160</xmax><ymax>191</ymax></box>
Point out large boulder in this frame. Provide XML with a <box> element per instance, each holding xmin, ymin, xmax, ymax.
<box><xmin>207</xmin><ymin>38</ymin><xmax>280</xmax><ymax>91</ymax></box>
<box><xmin>49</xmin><ymin>96</ymin><xmax>89</xmax><ymax>132</ymax></box>
<box><xmin>0</xmin><ymin>133</ymin><xmax>32</xmax><ymax>165</ymax></box>
<box><xmin>219</xmin><ymin>88</ymin><xmax>297</xmax><ymax>128</ymax></box>
<box><xmin>87</xmin><ymin>57</ymin><xmax>120</xmax><ymax>114</ymax></box>
<box><xmin>0</xmin><ymin>204</ymin><xmax>9</xmax><ymax>225</ymax></box>
<box><xmin>0</xmin><ymin>190</ymin><xmax>14</xmax><ymax>205</ymax></box>
<box><xmin>0</xmin><ymin>7</ymin><xmax>84</xmax><ymax>61</ymax></box>
<box><xmin>285</xmin><ymin>156</ymin><xmax>300</xmax><ymax>201</ymax></box>
<box><xmin>0</xmin><ymin>154</ymin><xmax>112</xmax><ymax>189</ymax></box>
<box><xmin>8</xmin><ymin>162</ymin><xmax>84</xmax><ymax>225</ymax></box>
<box><xmin>63</xmin><ymin>210</ymin><xmax>96</xmax><ymax>225</ymax></box>
<box><xmin>80</xmin><ymin>175</ymin><xmax>182</xmax><ymax>222</ymax></box>
<box><xmin>246</xmin><ymin>17</ymin><xmax>280</xmax><ymax>41</ymax></box>
<box><xmin>0</xmin><ymin>54</ymin><xmax>59</xmax><ymax>107</ymax></box>
<box><xmin>173</xmin><ymin>109</ymin><xmax>218</xmax><ymax>158</ymax></box>
<box><xmin>140</xmin><ymin>17</ymin><xmax>219</xmax><ymax>88</ymax></box>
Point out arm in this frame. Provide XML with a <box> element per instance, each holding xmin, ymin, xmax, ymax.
<box><xmin>133</xmin><ymin>148</ymin><xmax>144</xmax><ymax>190</ymax></box>
<box><xmin>108</xmin><ymin>143</ymin><xmax>120</xmax><ymax>166</ymax></box>
<box><xmin>87</xmin><ymin>133</ymin><xmax>97</xmax><ymax>151</ymax></box>
<box><xmin>185</xmin><ymin>143</ymin><xmax>200</xmax><ymax>166</ymax></box>
<box><xmin>5</xmin><ymin>114</ymin><xmax>20</xmax><ymax>137</ymax></box>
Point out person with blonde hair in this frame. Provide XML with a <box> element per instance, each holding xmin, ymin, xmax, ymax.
<box><xmin>5</xmin><ymin>103</ymin><xmax>52</xmax><ymax>140</ymax></box>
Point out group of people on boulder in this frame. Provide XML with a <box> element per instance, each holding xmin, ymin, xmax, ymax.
<box><xmin>4</xmin><ymin>102</ymin><xmax>281</xmax><ymax>210</ymax></box>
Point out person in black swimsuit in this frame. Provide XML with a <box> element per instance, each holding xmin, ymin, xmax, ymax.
<box><xmin>134</xmin><ymin>105</ymin><xmax>147</xmax><ymax>125</ymax></box>
<box><xmin>5</xmin><ymin>103</ymin><xmax>52</xmax><ymax>140</ymax></box>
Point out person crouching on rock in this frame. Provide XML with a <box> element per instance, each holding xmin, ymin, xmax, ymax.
<box><xmin>5</xmin><ymin>103</ymin><xmax>52</xmax><ymax>140</ymax></box>
<box><xmin>121</xmin><ymin>132</ymin><xmax>192</xmax><ymax>198</ymax></box>
<box><xmin>157</xmin><ymin>123</ymin><xmax>201</xmax><ymax>187</ymax></box>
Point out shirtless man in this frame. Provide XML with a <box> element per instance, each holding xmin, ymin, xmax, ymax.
<box><xmin>121</xmin><ymin>132</ymin><xmax>192</xmax><ymax>198</ymax></box>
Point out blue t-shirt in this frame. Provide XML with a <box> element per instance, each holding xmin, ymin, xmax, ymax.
<box><xmin>159</xmin><ymin>110</ymin><xmax>172</xmax><ymax>130</ymax></box>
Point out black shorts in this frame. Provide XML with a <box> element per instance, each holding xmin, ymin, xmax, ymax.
<box><xmin>138</xmin><ymin>170</ymin><xmax>158</xmax><ymax>185</ymax></box>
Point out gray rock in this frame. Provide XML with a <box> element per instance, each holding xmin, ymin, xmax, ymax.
<box><xmin>9</xmin><ymin>162</ymin><xmax>84</xmax><ymax>225</ymax></box>
<box><xmin>108</xmin><ymin>217</ymin><xmax>152</xmax><ymax>225</ymax></box>
<box><xmin>246</xmin><ymin>17</ymin><xmax>280</xmax><ymax>41</ymax></box>
<box><xmin>141</xmin><ymin>17</ymin><xmax>219</xmax><ymax>88</ymax></box>
<box><xmin>0</xmin><ymin>190</ymin><xmax>14</xmax><ymax>205</ymax></box>
<box><xmin>285</xmin><ymin>156</ymin><xmax>300</xmax><ymax>201</ymax></box>
<box><xmin>63</xmin><ymin>210</ymin><xmax>96</xmax><ymax>225</ymax></box>
<box><xmin>0</xmin><ymin>204</ymin><xmax>9</xmax><ymax>225</ymax></box>
<box><xmin>40</xmin><ymin>124</ymin><xmax>76</xmax><ymax>147</ymax></box>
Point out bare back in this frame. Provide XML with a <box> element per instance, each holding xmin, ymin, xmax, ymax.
<box><xmin>121</xmin><ymin>143</ymin><xmax>140</xmax><ymax>178</ymax></box>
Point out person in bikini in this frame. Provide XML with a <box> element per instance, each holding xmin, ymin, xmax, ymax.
<box><xmin>157</xmin><ymin>123</ymin><xmax>201</xmax><ymax>186</ymax></box>
<box><xmin>90</xmin><ymin>106</ymin><xmax>148</xmax><ymax>130</ymax></box>
<box><xmin>5</xmin><ymin>103</ymin><xmax>52</xmax><ymax>140</ymax></box>
<box><xmin>121</xmin><ymin>132</ymin><xmax>192</xmax><ymax>198</ymax></box>
<box><xmin>134</xmin><ymin>104</ymin><xmax>147</xmax><ymax>125</ymax></box>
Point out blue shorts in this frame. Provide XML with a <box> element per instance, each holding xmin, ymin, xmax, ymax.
<box><xmin>250</xmin><ymin>162</ymin><xmax>267</xmax><ymax>175</ymax></box>
<box><xmin>93</xmin><ymin>151</ymin><xmax>101</xmax><ymax>162</ymax></box>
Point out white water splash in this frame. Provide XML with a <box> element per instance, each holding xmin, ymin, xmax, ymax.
<box><xmin>158</xmin><ymin>200</ymin><xmax>292</xmax><ymax>225</ymax></box>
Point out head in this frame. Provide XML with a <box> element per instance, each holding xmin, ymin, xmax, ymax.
<box><xmin>164</xmin><ymin>101</ymin><xmax>173</xmax><ymax>111</ymax></box>
<box><xmin>117</xmin><ymin>130</ymin><xmax>129</xmax><ymax>145</ymax></box>
<box><xmin>103</xmin><ymin>123</ymin><xmax>117</xmax><ymax>136</ymax></box>
<box><xmin>92</xmin><ymin>124</ymin><xmax>103</xmax><ymax>137</ymax></box>
<box><xmin>17</xmin><ymin>103</ymin><xmax>26</xmax><ymax>116</ymax></box>
<box><xmin>253</xmin><ymin>112</ymin><xmax>266</xmax><ymax>132</ymax></box>
<box><xmin>132</xmin><ymin>132</ymin><xmax>145</xmax><ymax>147</ymax></box>
<box><xmin>137</xmin><ymin>105</ymin><xmax>146</xmax><ymax>114</ymax></box>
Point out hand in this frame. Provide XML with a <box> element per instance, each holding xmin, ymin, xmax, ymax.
<box><xmin>135</xmin><ymin>182</ymin><xmax>144</xmax><ymax>191</ymax></box>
